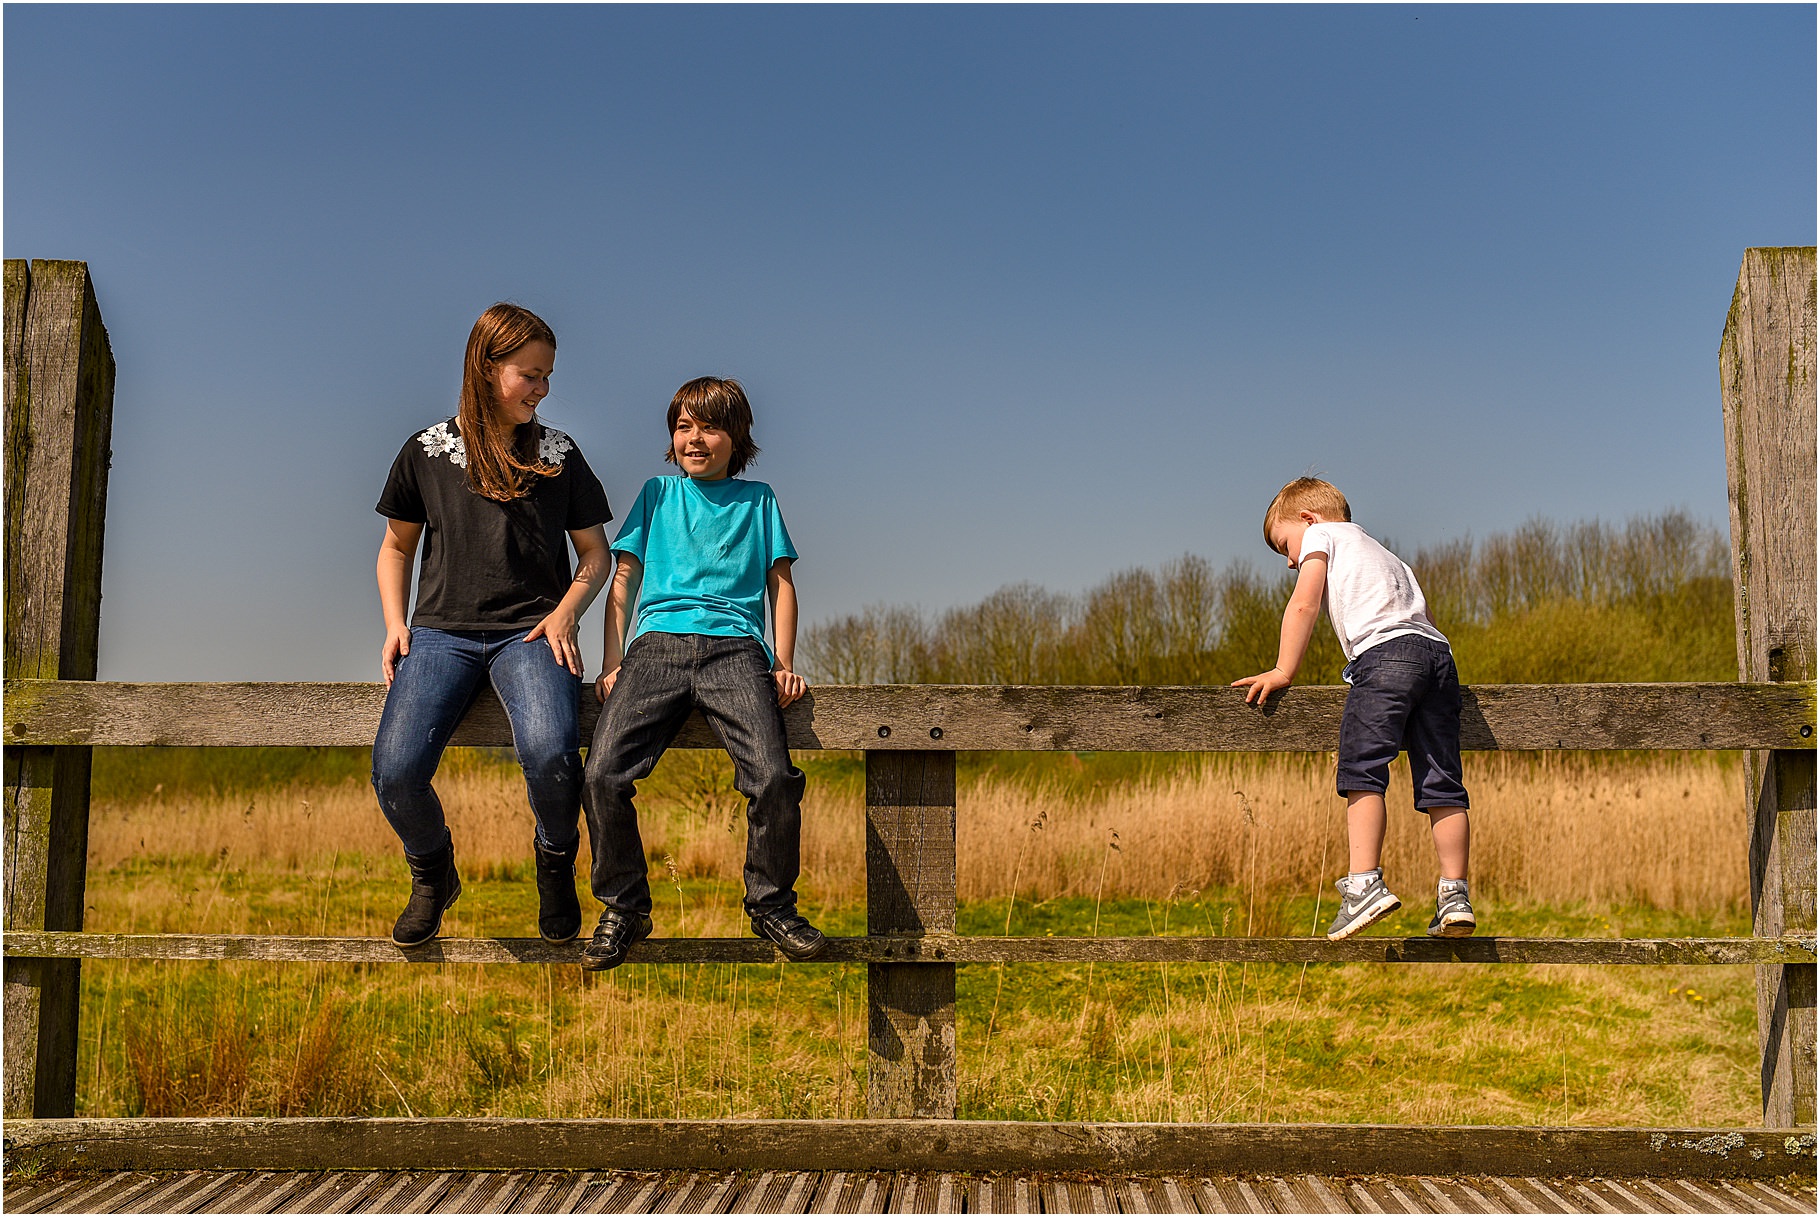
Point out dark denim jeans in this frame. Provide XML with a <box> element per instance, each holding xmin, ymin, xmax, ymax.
<box><xmin>372</xmin><ymin>626</ymin><xmax>584</xmax><ymax>857</ymax></box>
<box><xmin>583</xmin><ymin>631</ymin><xmax>804</xmax><ymax>918</ymax></box>
<box><xmin>1336</xmin><ymin>634</ymin><xmax>1471</xmax><ymax>809</ymax></box>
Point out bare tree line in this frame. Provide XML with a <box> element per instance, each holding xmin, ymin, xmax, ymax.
<box><xmin>800</xmin><ymin>510</ymin><xmax>1733</xmax><ymax>686</ymax></box>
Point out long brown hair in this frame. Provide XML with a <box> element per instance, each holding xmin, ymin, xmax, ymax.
<box><xmin>458</xmin><ymin>303</ymin><xmax>560</xmax><ymax>501</ymax></box>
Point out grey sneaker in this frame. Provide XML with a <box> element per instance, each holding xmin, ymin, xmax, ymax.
<box><xmin>1326</xmin><ymin>871</ymin><xmax>1402</xmax><ymax>941</ymax></box>
<box><xmin>1428</xmin><ymin>880</ymin><xmax>1476</xmax><ymax>938</ymax></box>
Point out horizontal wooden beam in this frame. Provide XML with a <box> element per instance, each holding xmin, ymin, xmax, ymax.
<box><xmin>4</xmin><ymin>1117</ymin><xmax>1812</xmax><ymax>1177</ymax></box>
<box><xmin>4</xmin><ymin>679</ymin><xmax>1814</xmax><ymax>751</ymax></box>
<box><xmin>6</xmin><ymin>931</ymin><xmax>1812</xmax><ymax>966</ymax></box>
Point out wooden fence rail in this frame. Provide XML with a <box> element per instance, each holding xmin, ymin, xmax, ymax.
<box><xmin>6</xmin><ymin>930</ymin><xmax>1815</xmax><ymax>967</ymax></box>
<box><xmin>5</xmin><ymin>678</ymin><xmax>1815</xmax><ymax>751</ymax></box>
<box><xmin>3</xmin><ymin>252</ymin><xmax>1813</xmax><ymax>1176</ymax></box>
<box><xmin>7</xmin><ymin>1117</ymin><xmax>1815</xmax><ymax>1178</ymax></box>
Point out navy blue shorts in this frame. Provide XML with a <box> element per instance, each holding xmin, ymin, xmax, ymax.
<box><xmin>1336</xmin><ymin>634</ymin><xmax>1470</xmax><ymax>810</ymax></box>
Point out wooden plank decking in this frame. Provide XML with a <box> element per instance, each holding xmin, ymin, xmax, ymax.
<box><xmin>4</xmin><ymin>1168</ymin><xmax>1815</xmax><ymax>1213</ymax></box>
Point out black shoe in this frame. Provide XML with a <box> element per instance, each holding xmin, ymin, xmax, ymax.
<box><xmin>533</xmin><ymin>838</ymin><xmax>583</xmax><ymax>944</ymax></box>
<box><xmin>581</xmin><ymin>909</ymin><xmax>652</xmax><ymax>972</ymax></box>
<box><xmin>393</xmin><ymin>838</ymin><xmax>462</xmax><ymax>947</ymax></box>
<box><xmin>750</xmin><ymin>908</ymin><xmax>828</xmax><ymax>961</ymax></box>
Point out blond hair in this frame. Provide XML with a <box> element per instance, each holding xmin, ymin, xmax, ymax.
<box><xmin>1262</xmin><ymin>478</ymin><xmax>1351</xmax><ymax>549</ymax></box>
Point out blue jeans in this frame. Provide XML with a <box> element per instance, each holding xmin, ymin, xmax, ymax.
<box><xmin>372</xmin><ymin>626</ymin><xmax>584</xmax><ymax>857</ymax></box>
<box><xmin>583</xmin><ymin>632</ymin><xmax>804</xmax><ymax>918</ymax></box>
<box><xmin>1336</xmin><ymin>634</ymin><xmax>1471</xmax><ymax>809</ymax></box>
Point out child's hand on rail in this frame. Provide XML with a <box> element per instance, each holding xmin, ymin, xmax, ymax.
<box><xmin>1232</xmin><ymin>666</ymin><xmax>1292</xmax><ymax>705</ymax></box>
<box><xmin>381</xmin><ymin>625</ymin><xmax>412</xmax><ymax>686</ymax></box>
<box><xmin>526</xmin><ymin>609</ymin><xmax>584</xmax><ymax>676</ymax></box>
<box><xmin>595</xmin><ymin>666</ymin><xmax>621</xmax><ymax>703</ymax></box>
<box><xmin>773</xmin><ymin>666</ymin><xmax>806</xmax><ymax>709</ymax></box>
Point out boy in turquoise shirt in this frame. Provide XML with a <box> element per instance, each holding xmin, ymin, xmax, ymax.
<box><xmin>580</xmin><ymin>377</ymin><xmax>822</xmax><ymax>969</ymax></box>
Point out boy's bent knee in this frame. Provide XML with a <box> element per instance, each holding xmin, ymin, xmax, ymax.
<box><xmin>582</xmin><ymin>752</ymin><xmax>648</xmax><ymax>810</ymax></box>
<box><xmin>582</xmin><ymin>765</ymin><xmax>629</xmax><ymax>801</ymax></box>
<box><xmin>1335</xmin><ymin>768</ymin><xmax>1390</xmax><ymax>798</ymax></box>
<box><xmin>742</xmin><ymin>763</ymin><xmax>805</xmax><ymax>807</ymax></box>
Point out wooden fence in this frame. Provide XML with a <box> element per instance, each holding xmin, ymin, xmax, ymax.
<box><xmin>2</xmin><ymin>253</ymin><xmax>1814</xmax><ymax>1177</ymax></box>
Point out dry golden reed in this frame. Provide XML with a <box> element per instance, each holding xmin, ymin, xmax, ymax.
<box><xmin>958</xmin><ymin>752</ymin><xmax>1745</xmax><ymax>913</ymax></box>
<box><xmin>89</xmin><ymin>751</ymin><xmax>1743</xmax><ymax>915</ymax></box>
<box><xmin>80</xmin><ymin>750</ymin><xmax>1757</xmax><ymax>1126</ymax></box>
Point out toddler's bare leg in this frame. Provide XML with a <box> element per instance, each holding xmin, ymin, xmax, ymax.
<box><xmin>1344</xmin><ymin>791</ymin><xmax>1388</xmax><ymax>873</ymax></box>
<box><xmin>1428</xmin><ymin>806</ymin><xmax>1469</xmax><ymax>880</ymax></box>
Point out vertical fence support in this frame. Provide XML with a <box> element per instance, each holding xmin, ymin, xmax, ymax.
<box><xmin>865</xmin><ymin>750</ymin><xmax>958</xmax><ymax>1118</ymax></box>
<box><xmin>3</xmin><ymin>259</ymin><xmax>114</xmax><ymax>1118</ymax></box>
<box><xmin>1721</xmin><ymin>245</ymin><xmax>1817</xmax><ymax>1128</ymax></box>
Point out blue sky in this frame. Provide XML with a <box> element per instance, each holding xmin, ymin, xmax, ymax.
<box><xmin>5</xmin><ymin>4</ymin><xmax>1813</xmax><ymax>681</ymax></box>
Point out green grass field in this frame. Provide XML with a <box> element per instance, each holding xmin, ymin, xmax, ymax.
<box><xmin>78</xmin><ymin>857</ymin><xmax>1757</xmax><ymax>1126</ymax></box>
<box><xmin>74</xmin><ymin>740</ymin><xmax>1762</xmax><ymax>1126</ymax></box>
<box><xmin>37</xmin><ymin>510</ymin><xmax>1770</xmax><ymax>1125</ymax></box>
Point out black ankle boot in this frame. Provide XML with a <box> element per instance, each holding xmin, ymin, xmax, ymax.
<box><xmin>751</xmin><ymin>907</ymin><xmax>828</xmax><ymax>961</ymax></box>
<box><xmin>581</xmin><ymin>909</ymin><xmax>653</xmax><ymax>972</ymax></box>
<box><xmin>534</xmin><ymin>838</ymin><xmax>583</xmax><ymax>944</ymax></box>
<box><xmin>393</xmin><ymin>837</ymin><xmax>461</xmax><ymax>947</ymax></box>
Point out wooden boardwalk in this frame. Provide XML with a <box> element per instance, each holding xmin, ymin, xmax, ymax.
<box><xmin>4</xmin><ymin>1170</ymin><xmax>1815</xmax><ymax>1214</ymax></box>
<box><xmin>3</xmin><ymin>253</ymin><xmax>1813</xmax><ymax>1210</ymax></box>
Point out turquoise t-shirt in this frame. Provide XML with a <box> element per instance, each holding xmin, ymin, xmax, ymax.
<box><xmin>611</xmin><ymin>475</ymin><xmax>798</xmax><ymax>657</ymax></box>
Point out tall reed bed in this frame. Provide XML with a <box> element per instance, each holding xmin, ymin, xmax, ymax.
<box><xmin>957</xmin><ymin>751</ymin><xmax>1743</xmax><ymax>915</ymax></box>
<box><xmin>77</xmin><ymin>750</ymin><xmax>1756</xmax><ymax>1125</ymax></box>
<box><xmin>89</xmin><ymin>750</ymin><xmax>1743</xmax><ymax>919</ymax></box>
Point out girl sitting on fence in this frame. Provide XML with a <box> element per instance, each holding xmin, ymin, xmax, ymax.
<box><xmin>371</xmin><ymin>303</ymin><xmax>613</xmax><ymax>947</ymax></box>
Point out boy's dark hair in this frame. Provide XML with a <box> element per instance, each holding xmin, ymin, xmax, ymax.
<box><xmin>665</xmin><ymin>377</ymin><xmax>761</xmax><ymax>478</ymax></box>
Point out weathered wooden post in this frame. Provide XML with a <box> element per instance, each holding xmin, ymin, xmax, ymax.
<box><xmin>3</xmin><ymin>259</ymin><xmax>114</xmax><ymax>1117</ymax></box>
<box><xmin>1720</xmin><ymin>246</ymin><xmax>1817</xmax><ymax>1127</ymax></box>
<box><xmin>865</xmin><ymin>749</ymin><xmax>958</xmax><ymax>1117</ymax></box>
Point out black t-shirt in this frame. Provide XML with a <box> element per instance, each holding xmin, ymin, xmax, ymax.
<box><xmin>377</xmin><ymin>418</ymin><xmax>613</xmax><ymax>630</ymax></box>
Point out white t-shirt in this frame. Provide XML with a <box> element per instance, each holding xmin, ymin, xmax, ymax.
<box><xmin>1299</xmin><ymin>521</ymin><xmax>1448</xmax><ymax>665</ymax></box>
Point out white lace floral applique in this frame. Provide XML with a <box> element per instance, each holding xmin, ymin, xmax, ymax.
<box><xmin>418</xmin><ymin>421</ymin><xmax>468</xmax><ymax>469</ymax></box>
<box><xmin>420</xmin><ymin>421</ymin><xmax>572</xmax><ymax>470</ymax></box>
<box><xmin>538</xmin><ymin>428</ymin><xmax>575</xmax><ymax>465</ymax></box>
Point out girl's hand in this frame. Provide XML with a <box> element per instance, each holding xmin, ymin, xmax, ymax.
<box><xmin>526</xmin><ymin>609</ymin><xmax>583</xmax><ymax>676</ymax></box>
<box><xmin>1232</xmin><ymin>666</ymin><xmax>1292</xmax><ymax>705</ymax></box>
<box><xmin>595</xmin><ymin>666</ymin><xmax>621</xmax><ymax>703</ymax></box>
<box><xmin>773</xmin><ymin>666</ymin><xmax>807</xmax><ymax>709</ymax></box>
<box><xmin>381</xmin><ymin>625</ymin><xmax>412</xmax><ymax>685</ymax></box>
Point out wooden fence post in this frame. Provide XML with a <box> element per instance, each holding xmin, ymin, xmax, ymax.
<box><xmin>1720</xmin><ymin>245</ymin><xmax>1817</xmax><ymax>1127</ymax></box>
<box><xmin>3</xmin><ymin>259</ymin><xmax>114</xmax><ymax>1118</ymax></box>
<box><xmin>865</xmin><ymin>750</ymin><xmax>958</xmax><ymax>1118</ymax></box>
